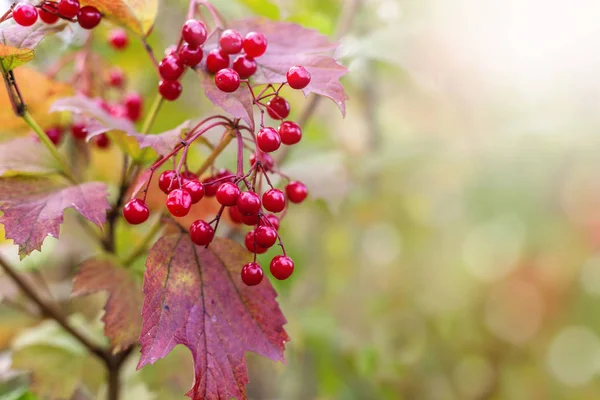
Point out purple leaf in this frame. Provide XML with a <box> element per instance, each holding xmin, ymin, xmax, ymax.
<box><xmin>73</xmin><ymin>258</ymin><xmax>143</xmax><ymax>352</ymax></box>
<box><xmin>138</xmin><ymin>234</ymin><xmax>288</xmax><ymax>400</ymax></box>
<box><xmin>0</xmin><ymin>177</ymin><xmax>110</xmax><ymax>258</ymax></box>
<box><xmin>230</xmin><ymin>18</ymin><xmax>349</xmax><ymax>115</ymax></box>
<box><xmin>197</xmin><ymin>71</ymin><xmax>255</xmax><ymax>130</ymax></box>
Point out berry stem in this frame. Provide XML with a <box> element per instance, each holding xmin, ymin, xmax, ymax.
<box><xmin>194</xmin><ymin>0</ymin><xmax>226</xmax><ymax>28</ymax></box>
<box><xmin>141</xmin><ymin>94</ymin><xmax>164</xmax><ymax>134</ymax></box>
<box><xmin>206</xmin><ymin>204</ymin><xmax>226</xmax><ymax>247</ymax></box>
<box><xmin>23</xmin><ymin>111</ymin><xmax>78</xmax><ymax>183</ymax></box>
<box><xmin>236</xmin><ymin>129</ymin><xmax>245</xmax><ymax>177</ymax></box>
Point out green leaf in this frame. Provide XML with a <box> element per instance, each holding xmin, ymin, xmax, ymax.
<box><xmin>0</xmin><ymin>44</ymin><xmax>33</xmax><ymax>72</ymax></box>
<box><xmin>11</xmin><ymin>317</ymin><xmax>105</xmax><ymax>399</ymax></box>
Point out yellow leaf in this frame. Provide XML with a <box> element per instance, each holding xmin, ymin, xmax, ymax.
<box><xmin>0</xmin><ymin>67</ymin><xmax>73</xmax><ymax>137</ymax></box>
<box><xmin>0</xmin><ymin>43</ymin><xmax>33</xmax><ymax>71</ymax></box>
<box><xmin>81</xmin><ymin>0</ymin><xmax>158</xmax><ymax>36</ymax></box>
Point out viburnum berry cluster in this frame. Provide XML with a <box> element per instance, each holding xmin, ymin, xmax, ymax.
<box><xmin>0</xmin><ymin>0</ymin><xmax>348</xmax><ymax>397</ymax></box>
<box><xmin>12</xmin><ymin>0</ymin><xmax>102</xmax><ymax>29</ymax></box>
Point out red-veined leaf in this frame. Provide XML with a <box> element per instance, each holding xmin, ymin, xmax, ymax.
<box><xmin>230</xmin><ymin>18</ymin><xmax>348</xmax><ymax>115</ymax></box>
<box><xmin>138</xmin><ymin>234</ymin><xmax>288</xmax><ymax>400</ymax></box>
<box><xmin>0</xmin><ymin>177</ymin><xmax>110</xmax><ymax>258</ymax></box>
<box><xmin>72</xmin><ymin>258</ymin><xmax>143</xmax><ymax>352</ymax></box>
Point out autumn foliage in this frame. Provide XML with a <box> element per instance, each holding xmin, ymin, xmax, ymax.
<box><xmin>0</xmin><ymin>0</ymin><xmax>347</xmax><ymax>399</ymax></box>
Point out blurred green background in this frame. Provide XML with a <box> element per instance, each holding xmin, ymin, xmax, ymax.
<box><xmin>5</xmin><ymin>0</ymin><xmax>600</xmax><ymax>399</ymax></box>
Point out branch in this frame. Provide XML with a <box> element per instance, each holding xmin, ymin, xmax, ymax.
<box><xmin>0</xmin><ymin>254</ymin><xmax>107</xmax><ymax>362</ymax></box>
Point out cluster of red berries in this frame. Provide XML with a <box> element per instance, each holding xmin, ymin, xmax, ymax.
<box><xmin>156</xmin><ymin>19</ymin><xmax>209</xmax><ymax>101</ymax></box>
<box><xmin>211</xmin><ymin>29</ymin><xmax>268</xmax><ymax>92</ymax></box>
<box><xmin>12</xmin><ymin>0</ymin><xmax>102</xmax><ymax>30</ymax></box>
<box><xmin>122</xmin><ymin>161</ymin><xmax>308</xmax><ymax>286</ymax></box>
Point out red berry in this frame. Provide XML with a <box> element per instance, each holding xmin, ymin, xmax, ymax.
<box><xmin>243</xmin><ymin>32</ymin><xmax>267</xmax><ymax>58</ymax></box>
<box><xmin>158</xmin><ymin>170</ymin><xmax>178</xmax><ymax>194</ymax></box>
<box><xmin>159</xmin><ymin>56</ymin><xmax>185</xmax><ymax>81</ymax></box>
<box><xmin>216</xmin><ymin>182</ymin><xmax>240</xmax><ymax>206</ymax></box>
<box><xmin>245</xmin><ymin>230</ymin><xmax>268</xmax><ymax>254</ymax></box>
<box><xmin>13</xmin><ymin>4</ymin><xmax>38</xmax><ymax>26</ymax></box>
<box><xmin>270</xmin><ymin>255</ymin><xmax>294</xmax><ymax>280</ymax></box>
<box><xmin>286</xmin><ymin>66</ymin><xmax>311</xmax><ymax>89</ymax></box>
<box><xmin>95</xmin><ymin>133</ymin><xmax>110</xmax><ymax>149</ymax></box>
<box><xmin>205</xmin><ymin>49</ymin><xmax>229</xmax><ymax>74</ymax></box>
<box><xmin>180</xmin><ymin>171</ymin><xmax>198</xmax><ymax>184</ymax></box>
<box><xmin>237</xmin><ymin>191</ymin><xmax>261</xmax><ymax>215</ymax></box>
<box><xmin>189</xmin><ymin>220</ymin><xmax>214</xmax><ymax>246</ymax></box>
<box><xmin>109</xmin><ymin>28</ymin><xmax>128</xmax><ymax>50</ymax></box>
<box><xmin>219</xmin><ymin>29</ymin><xmax>243</xmax><ymax>54</ymax></box>
<box><xmin>178</xmin><ymin>44</ymin><xmax>203</xmax><ymax>67</ymax></box>
<box><xmin>39</xmin><ymin>8</ymin><xmax>59</xmax><ymax>24</ymax></box>
<box><xmin>166</xmin><ymin>188</ymin><xmax>192</xmax><ymax>217</ymax></box>
<box><xmin>215</xmin><ymin>68</ymin><xmax>240</xmax><ymax>93</ymax></box>
<box><xmin>228</xmin><ymin>206</ymin><xmax>244</xmax><ymax>224</ymax></box>
<box><xmin>77</xmin><ymin>6</ymin><xmax>101</xmax><ymax>29</ymax></box>
<box><xmin>262</xmin><ymin>189</ymin><xmax>285</xmax><ymax>213</ymax></box>
<box><xmin>108</xmin><ymin>68</ymin><xmax>125</xmax><ymax>88</ymax></box>
<box><xmin>242</xmin><ymin>212</ymin><xmax>260</xmax><ymax>226</ymax></box>
<box><xmin>71</xmin><ymin>122</ymin><xmax>88</xmax><ymax>139</ymax></box>
<box><xmin>158</xmin><ymin>80</ymin><xmax>182</xmax><ymax>101</ymax></box>
<box><xmin>286</xmin><ymin>180</ymin><xmax>308</xmax><ymax>203</ymax></box>
<box><xmin>123</xmin><ymin>199</ymin><xmax>149</xmax><ymax>225</ymax></box>
<box><xmin>241</xmin><ymin>262</ymin><xmax>263</xmax><ymax>286</ymax></box>
<box><xmin>164</xmin><ymin>45</ymin><xmax>177</xmax><ymax>57</ymax></box>
<box><xmin>262</xmin><ymin>214</ymin><xmax>280</xmax><ymax>230</ymax></box>
<box><xmin>182</xmin><ymin>180</ymin><xmax>205</xmax><ymax>204</ymax></box>
<box><xmin>124</xmin><ymin>92</ymin><xmax>143</xmax><ymax>121</ymax></box>
<box><xmin>182</xmin><ymin>19</ymin><xmax>207</xmax><ymax>47</ymax></box>
<box><xmin>249</xmin><ymin>152</ymin><xmax>274</xmax><ymax>171</ymax></box>
<box><xmin>58</xmin><ymin>0</ymin><xmax>80</xmax><ymax>19</ymax></box>
<box><xmin>278</xmin><ymin>121</ymin><xmax>302</xmax><ymax>145</ymax></box>
<box><xmin>232</xmin><ymin>55</ymin><xmax>257</xmax><ymax>79</ymax></box>
<box><xmin>254</xmin><ymin>225</ymin><xmax>277</xmax><ymax>248</ymax></box>
<box><xmin>257</xmin><ymin>127</ymin><xmax>281</xmax><ymax>153</ymax></box>
<box><xmin>45</xmin><ymin>127</ymin><xmax>62</xmax><ymax>145</ymax></box>
<box><xmin>266</xmin><ymin>96</ymin><xmax>290</xmax><ymax>120</ymax></box>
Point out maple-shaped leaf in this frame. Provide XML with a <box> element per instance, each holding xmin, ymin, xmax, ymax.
<box><xmin>0</xmin><ymin>177</ymin><xmax>110</xmax><ymax>258</ymax></box>
<box><xmin>72</xmin><ymin>258</ymin><xmax>143</xmax><ymax>352</ymax></box>
<box><xmin>230</xmin><ymin>18</ymin><xmax>349</xmax><ymax>115</ymax></box>
<box><xmin>0</xmin><ymin>136</ymin><xmax>57</xmax><ymax>176</ymax></box>
<box><xmin>81</xmin><ymin>0</ymin><xmax>158</xmax><ymax>36</ymax></box>
<box><xmin>0</xmin><ymin>67</ymin><xmax>73</xmax><ymax>135</ymax></box>
<box><xmin>198</xmin><ymin>71</ymin><xmax>255</xmax><ymax>130</ymax></box>
<box><xmin>138</xmin><ymin>234</ymin><xmax>289</xmax><ymax>400</ymax></box>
